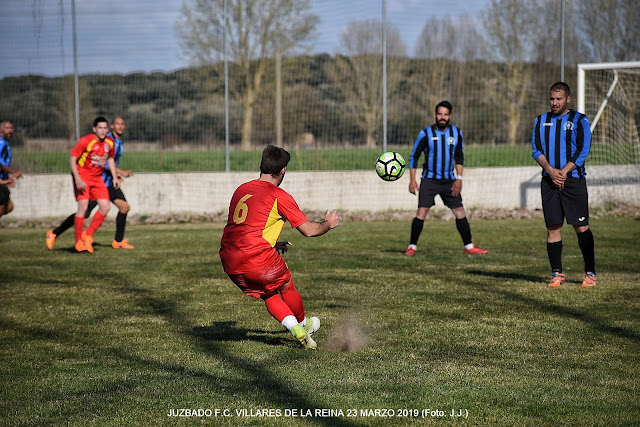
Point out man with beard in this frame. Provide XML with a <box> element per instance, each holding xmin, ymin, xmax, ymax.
<box><xmin>404</xmin><ymin>100</ymin><xmax>488</xmax><ymax>256</ymax></box>
<box><xmin>0</xmin><ymin>119</ymin><xmax>23</xmax><ymax>219</ymax></box>
<box><xmin>531</xmin><ymin>82</ymin><xmax>596</xmax><ymax>287</ymax></box>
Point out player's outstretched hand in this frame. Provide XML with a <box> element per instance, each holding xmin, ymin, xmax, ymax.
<box><xmin>275</xmin><ymin>241</ymin><xmax>292</xmax><ymax>254</ymax></box>
<box><xmin>325</xmin><ymin>209</ymin><xmax>340</xmax><ymax>229</ymax></box>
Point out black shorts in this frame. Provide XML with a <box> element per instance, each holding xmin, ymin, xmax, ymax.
<box><xmin>107</xmin><ymin>183</ymin><xmax>126</xmax><ymax>202</ymax></box>
<box><xmin>0</xmin><ymin>186</ymin><xmax>10</xmax><ymax>210</ymax></box>
<box><xmin>541</xmin><ymin>176</ymin><xmax>589</xmax><ymax>228</ymax></box>
<box><xmin>418</xmin><ymin>178</ymin><xmax>463</xmax><ymax>209</ymax></box>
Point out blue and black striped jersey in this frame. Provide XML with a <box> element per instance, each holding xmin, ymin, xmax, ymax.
<box><xmin>0</xmin><ymin>136</ymin><xmax>12</xmax><ymax>180</ymax></box>
<box><xmin>409</xmin><ymin>124</ymin><xmax>464</xmax><ymax>180</ymax></box>
<box><xmin>103</xmin><ymin>131</ymin><xmax>124</xmax><ymax>186</ymax></box>
<box><xmin>531</xmin><ymin>110</ymin><xmax>591</xmax><ymax>178</ymax></box>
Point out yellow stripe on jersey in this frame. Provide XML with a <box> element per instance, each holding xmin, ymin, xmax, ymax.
<box><xmin>262</xmin><ymin>198</ymin><xmax>285</xmax><ymax>247</ymax></box>
<box><xmin>77</xmin><ymin>138</ymin><xmax>99</xmax><ymax>168</ymax></box>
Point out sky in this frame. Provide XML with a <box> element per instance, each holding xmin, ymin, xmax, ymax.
<box><xmin>0</xmin><ymin>0</ymin><xmax>487</xmax><ymax>78</ymax></box>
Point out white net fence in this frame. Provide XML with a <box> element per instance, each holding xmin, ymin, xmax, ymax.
<box><xmin>1</xmin><ymin>0</ymin><xmax>639</xmax><ymax>218</ymax></box>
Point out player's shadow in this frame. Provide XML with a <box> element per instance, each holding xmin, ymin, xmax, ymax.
<box><xmin>190</xmin><ymin>321</ymin><xmax>293</xmax><ymax>347</ymax></box>
<box><xmin>465</xmin><ymin>269</ymin><xmax>640</xmax><ymax>343</ymax></box>
<box><xmin>467</xmin><ymin>269</ymin><xmax>541</xmax><ymax>283</ymax></box>
<box><xmin>57</xmin><ymin>242</ymin><xmax>106</xmax><ymax>253</ymax></box>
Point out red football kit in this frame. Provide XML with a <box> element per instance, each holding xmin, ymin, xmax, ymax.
<box><xmin>70</xmin><ymin>134</ymin><xmax>115</xmax><ymax>201</ymax></box>
<box><xmin>219</xmin><ymin>179</ymin><xmax>308</xmax><ymax>298</ymax></box>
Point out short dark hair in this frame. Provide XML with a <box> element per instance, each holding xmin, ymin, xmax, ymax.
<box><xmin>260</xmin><ymin>145</ymin><xmax>290</xmax><ymax>176</ymax></box>
<box><xmin>550</xmin><ymin>82</ymin><xmax>571</xmax><ymax>96</ymax></box>
<box><xmin>435</xmin><ymin>100</ymin><xmax>453</xmax><ymax>114</ymax></box>
<box><xmin>93</xmin><ymin>116</ymin><xmax>108</xmax><ymax>127</ymax></box>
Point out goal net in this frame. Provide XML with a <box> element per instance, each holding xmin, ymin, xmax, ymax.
<box><xmin>577</xmin><ymin>62</ymin><xmax>640</xmax><ymax>166</ymax></box>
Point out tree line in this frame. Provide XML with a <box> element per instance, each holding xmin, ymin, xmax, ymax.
<box><xmin>1</xmin><ymin>0</ymin><xmax>638</xmax><ymax>149</ymax></box>
<box><xmin>0</xmin><ymin>56</ymin><xmax>569</xmax><ymax>148</ymax></box>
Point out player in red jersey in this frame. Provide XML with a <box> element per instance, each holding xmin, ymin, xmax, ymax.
<box><xmin>70</xmin><ymin>116</ymin><xmax>121</xmax><ymax>253</ymax></box>
<box><xmin>219</xmin><ymin>145</ymin><xmax>340</xmax><ymax>349</ymax></box>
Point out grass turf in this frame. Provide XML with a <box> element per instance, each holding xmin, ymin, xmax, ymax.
<box><xmin>1</xmin><ymin>216</ymin><xmax>639</xmax><ymax>426</ymax></box>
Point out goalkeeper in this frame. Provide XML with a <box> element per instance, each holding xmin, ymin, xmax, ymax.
<box><xmin>405</xmin><ymin>100</ymin><xmax>488</xmax><ymax>257</ymax></box>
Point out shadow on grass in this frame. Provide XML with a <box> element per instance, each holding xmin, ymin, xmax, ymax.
<box><xmin>465</xmin><ymin>269</ymin><xmax>541</xmax><ymax>283</ymax></box>
<box><xmin>191</xmin><ymin>321</ymin><xmax>294</xmax><ymax>348</ymax></box>
<box><xmin>115</xmin><ymin>285</ymin><xmax>359</xmax><ymax>427</ymax></box>
<box><xmin>467</xmin><ymin>269</ymin><xmax>640</xmax><ymax>343</ymax></box>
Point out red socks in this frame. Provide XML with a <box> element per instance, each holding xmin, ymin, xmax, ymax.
<box><xmin>86</xmin><ymin>211</ymin><xmax>106</xmax><ymax>236</ymax></box>
<box><xmin>74</xmin><ymin>216</ymin><xmax>85</xmax><ymax>242</ymax></box>
<box><xmin>263</xmin><ymin>294</ymin><xmax>294</xmax><ymax>323</ymax></box>
<box><xmin>263</xmin><ymin>281</ymin><xmax>306</xmax><ymax>323</ymax></box>
<box><xmin>74</xmin><ymin>211</ymin><xmax>107</xmax><ymax>242</ymax></box>
<box><xmin>281</xmin><ymin>282</ymin><xmax>305</xmax><ymax>323</ymax></box>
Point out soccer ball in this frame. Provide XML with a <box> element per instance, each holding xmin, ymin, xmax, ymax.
<box><xmin>375</xmin><ymin>151</ymin><xmax>406</xmax><ymax>181</ymax></box>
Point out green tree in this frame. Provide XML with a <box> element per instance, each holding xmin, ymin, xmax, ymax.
<box><xmin>57</xmin><ymin>76</ymin><xmax>95</xmax><ymax>140</ymax></box>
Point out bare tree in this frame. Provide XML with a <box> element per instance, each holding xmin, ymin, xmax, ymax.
<box><xmin>415</xmin><ymin>15</ymin><xmax>484</xmax><ymax>62</ymax></box>
<box><xmin>413</xmin><ymin>15</ymin><xmax>485</xmax><ymax>126</ymax></box>
<box><xmin>482</xmin><ymin>0</ymin><xmax>541</xmax><ymax>146</ymax></box>
<box><xmin>176</xmin><ymin>0</ymin><xmax>317</xmax><ymax>150</ymax></box>
<box><xmin>327</xmin><ymin>19</ymin><xmax>407</xmax><ymax>148</ymax></box>
<box><xmin>576</xmin><ymin>0</ymin><xmax>640</xmax><ymax>62</ymax></box>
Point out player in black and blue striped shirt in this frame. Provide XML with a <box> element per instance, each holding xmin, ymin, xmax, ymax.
<box><xmin>404</xmin><ymin>100</ymin><xmax>487</xmax><ymax>256</ymax></box>
<box><xmin>531</xmin><ymin>82</ymin><xmax>596</xmax><ymax>287</ymax></box>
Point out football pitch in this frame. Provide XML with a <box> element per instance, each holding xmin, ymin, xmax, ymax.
<box><xmin>1</xmin><ymin>216</ymin><xmax>639</xmax><ymax>426</ymax></box>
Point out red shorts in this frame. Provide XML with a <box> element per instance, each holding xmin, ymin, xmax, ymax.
<box><xmin>73</xmin><ymin>174</ymin><xmax>109</xmax><ymax>201</ymax></box>
<box><xmin>224</xmin><ymin>250</ymin><xmax>292</xmax><ymax>299</ymax></box>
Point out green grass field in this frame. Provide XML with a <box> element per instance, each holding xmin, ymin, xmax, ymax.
<box><xmin>9</xmin><ymin>146</ymin><xmax>545</xmax><ymax>173</ymax></box>
<box><xmin>2</xmin><ymin>216</ymin><xmax>640</xmax><ymax>426</ymax></box>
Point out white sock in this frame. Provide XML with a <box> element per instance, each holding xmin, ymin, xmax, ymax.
<box><xmin>408</xmin><ymin>244</ymin><xmax>417</xmax><ymax>250</ymax></box>
<box><xmin>465</xmin><ymin>243</ymin><xmax>474</xmax><ymax>250</ymax></box>
<box><xmin>281</xmin><ymin>315</ymin><xmax>298</xmax><ymax>331</ymax></box>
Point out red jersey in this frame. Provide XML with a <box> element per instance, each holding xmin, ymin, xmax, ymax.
<box><xmin>219</xmin><ymin>179</ymin><xmax>308</xmax><ymax>274</ymax></box>
<box><xmin>70</xmin><ymin>134</ymin><xmax>115</xmax><ymax>177</ymax></box>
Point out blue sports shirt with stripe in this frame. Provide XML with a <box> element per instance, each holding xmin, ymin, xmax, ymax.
<box><xmin>409</xmin><ymin>124</ymin><xmax>464</xmax><ymax>180</ymax></box>
<box><xmin>531</xmin><ymin>110</ymin><xmax>591</xmax><ymax>178</ymax></box>
<box><xmin>102</xmin><ymin>131</ymin><xmax>124</xmax><ymax>186</ymax></box>
<box><xmin>0</xmin><ymin>136</ymin><xmax>12</xmax><ymax>180</ymax></box>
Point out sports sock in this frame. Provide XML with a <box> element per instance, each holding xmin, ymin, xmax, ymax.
<box><xmin>86</xmin><ymin>211</ymin><xmax>107</xmax><ymax>236</ymax></box>
<box><xmin>115</xmin><ymin>212</ymin><xmax>127</xmax><ymax>242</ymax></box>
<box><xmin>410</xmin><ymin>217</ymin><xmax>424</xmax><ymax>246</ymax></box>
<box><xmin>54</xmin><ymin>214</ymin><xmax>76</xmax><ymax>236</ymax></box>
<box><xmin>547</xmin><ymin>241</ymin><xmax>563</xmax><ymax>273</ymax></box>
<box><xmin>263</xmin><ymin>294</ymin><xmax>294</xmax><ymax>323</ymax></box>
<box><xmin>87</xmin><ymin>200</ymin><xmax>98</xmax><ymax>217</ymax></box>
<box><xmin>282</xmin><ymin>315</ymin><xmax>299</xmax><ymax>331</ymax></box>
<box><xmin>74</xmin><ymin>216</ymin><xmax>85</xmax><ymax>242</ymax></box>
<box><xmin>281</xmin><ymin>281</ymin><xmax>305</xmax><ymax>323</ymax></box>
<box><xmin>456</xmin><ymin>217</ymin><xmax>472</xmax><ymax>246</ymax></box>
<box><xmin>577</xmin><ymin>229</ymin><xmax>595</xmax><ymax>274</ymax></box>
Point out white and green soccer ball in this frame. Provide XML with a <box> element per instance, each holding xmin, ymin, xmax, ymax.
<box><xmin>375</xmin><ymin>151</ymin><xmax>406</xmax><ymax>181</ymax></box>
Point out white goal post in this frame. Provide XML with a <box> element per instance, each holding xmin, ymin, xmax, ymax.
<box><xmin>576</xmin><ymin>61</ymin><xmax>640</xmax><ymax>166</ymax></box>
<box><xmin>577</xmin><ymin>61</ymin><xmax>640</xmax><ymax>131</ymax></box>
